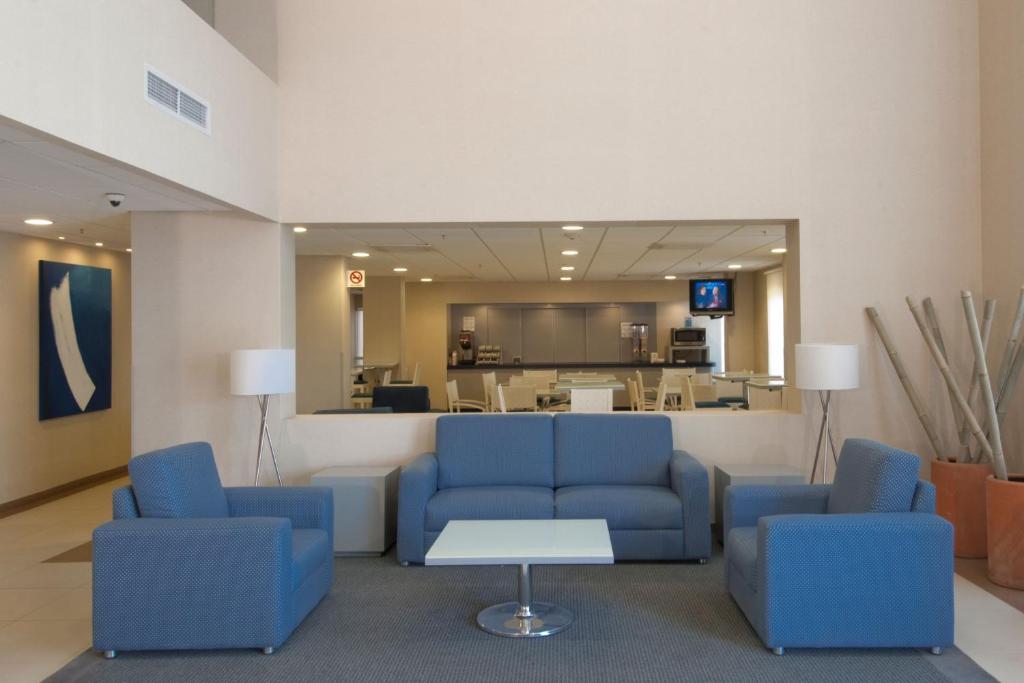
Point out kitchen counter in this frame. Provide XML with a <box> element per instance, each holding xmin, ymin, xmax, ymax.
<box><xmin>447</xmin><ymin>361</ymin><xmax>715</xmax><ymax>370</ymax></box>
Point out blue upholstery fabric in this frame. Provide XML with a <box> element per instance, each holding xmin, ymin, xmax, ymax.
<box><xmin>826</xmin><ymin>438</ymin><xmax>920</xmax><ymax>514</ymax></box>
<box><xmin>128</xmin><ymin>442</ymin><xmax>229</xmax><ymax>519</ymax></box>
<box><xmin>436</xmin><ymin>414</ymin><xmax>554</xmax><ymax>489</ymax></box>
<box><xmin>554</xmin><ymin>414</ymin><xmax>672</xmax><ymax>487</ymax></box>
<box><xmin>608</xmin><ymin>530</ymin><xmax>685</xmax><ymax>560</ymax></box>
<box><xmin>397</xmin><ymin>453</ymin><xmax>438</xmax><ymax>564</ymax></box>
<box><xmin>372</xmin><ymin>385</ymin><xmax>430</xmax><ymax>413</ymax></box>
<box><xmin>723</xmin><ymin>440</ymin><xmax>954</xmax><ymax>652</ymax></box>
<box><xmin>426</xmin><ymin>486</ymin><xmax>554</xmax><ymax>531</ymax></box>
<box><xmin>555</xmin><ymin>486</ymin><xmax>681</xmax><ymax>529</ymax></box>
<box><xmin>93</xmin><ymin>449</ymin><xmax>333</xmax><ymax>654</ymax></box>
<box><xmin>670</xmin><ymin>450</ymin><xmax>712</xmax><ymax>560</ymax></box>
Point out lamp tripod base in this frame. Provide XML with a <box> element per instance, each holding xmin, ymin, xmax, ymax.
<box><xmin>809</xmin><ymin>390</ymin><xmax>840</xmax><ymax>484</ymax></box>
<box><xmin>254</xmin><ymin>394</ymin><xmax>283</xmax><ymax>486</ymax></box>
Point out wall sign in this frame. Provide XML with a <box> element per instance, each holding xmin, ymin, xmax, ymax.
<box><xmin>346</xmin><ymin>269</ymin><xmax>365</xmax><ymax>288</ymax></box>
<box><xmin>462</xmin><ymin>316</ymin><xmax>476</xmax><ymax>332</ymax></box>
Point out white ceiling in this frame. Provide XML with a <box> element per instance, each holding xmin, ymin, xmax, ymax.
<box><xmin>295</xmin><ymin>222</ymin><xmax>788</xmax><ymax>282</ymax></box>
<box><xmin>0</xmin><ymin>119</ymin><xmax>227</xmax><ymax>251</ymax></box>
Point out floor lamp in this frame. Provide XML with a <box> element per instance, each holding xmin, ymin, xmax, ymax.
<box><xmin>795</xmin><ymin>343</ymin><xmax>860</xmax><ymax>484</ymax></box>
<box><xmin>231</xmin><ymin>349</ymin><xmax>296</xmax><ymax>486</ymax></box>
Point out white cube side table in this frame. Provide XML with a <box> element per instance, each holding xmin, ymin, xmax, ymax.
<box><xmin>310</xmin><ymin>466</ymin><xmax>399</xmax><ymax>555</ymax></box>
<box><xmin>713</xmin><ymin>464</ymin><xmax>806</xmax><ymax>544</ymax></box>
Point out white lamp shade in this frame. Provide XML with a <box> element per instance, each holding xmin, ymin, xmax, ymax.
<box><xmin>795</xmin><ymin>343</ymin><xmax>860</xmax><ymax>391</ymax></box>
<box><xmin>230</xmin><ymin>349</ymin><xmax>295</xmax><ymax>395</ymax></box>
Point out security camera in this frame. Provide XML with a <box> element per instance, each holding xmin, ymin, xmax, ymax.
<box><xmin>105</xmin><ymin>193</ymin><xmax>125</xmax><ymax>208</ymax></box>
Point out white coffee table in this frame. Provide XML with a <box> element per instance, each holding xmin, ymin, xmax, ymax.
<box><xmin>425</xmin><ymin>519</ymin><xmax>614</xmax><ymax>638</ymax></box>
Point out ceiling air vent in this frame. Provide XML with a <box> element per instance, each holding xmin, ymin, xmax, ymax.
<box><xmin>144</xmin><ymin>67</ymin><xmax>211</xmax><ymax>134</ymax></box>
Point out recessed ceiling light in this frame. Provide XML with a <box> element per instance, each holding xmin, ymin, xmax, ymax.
<box><xmin>95</xmin><ymin>242</ymin><xmax>104</xmax><ymax>247</ymax></box>
<box><xmin>561</xmin><ymin>249</ymin><xmax>579</xmax><ymax>256</ymax></box>
<box><xmin>57</xmin><ymin>236</ymin><xmax>65</xmax><ymax>240</ymax></box>
<box><xmin>561</xmin><ymin>225</ymin><xmax>584</xmax><ymax>232</ymax></box>
<box><xmin>420</xmin><ymin>277</ymin><xmax>433</xmax><ymax>282</ymax></box>
<box><xmin>352</xmin><ymin>251</ymin><xmax>370</xmax><ymax>258</ymax></box>
<box><xmin>292</xmin><ymin>226</ymin><xmax>307</xmax><ymax>233</ymax></box>
<box><xmin>126</xmin><ymin>248</ymin><xmax>132</xmax><ymax>253</ymax></box>
<box><xmin>393</xmin><ymin>267</ymin><xmax>407</xmax><ymax>272</ymax></box>
<box><xmin>560</xmin><ymin>266</ymin><xmax>575</xmax><ymax>271</ymax></box>
<box><xmin>728</xmin><ymin>264</ymin><xmax>742</xmax><ymax>269</ymax></box>
<box><xmin>664</xmin><ymin>275</ymin><xmax>677</xmax><ymax>280</ymax></box>
<box><xmin>770</xmin><ymin>247</ymin><xmax>787</xmax><ymax>254</ymax></box>
<box><xmin>25</xmin><ymin>218</ymin><xmax>53</xmax><ymax>226</ymax></box>
<box><xmin>560</xmin><ymin>276</ymin><xmax>572</xmax><ymax>281</ymax></box>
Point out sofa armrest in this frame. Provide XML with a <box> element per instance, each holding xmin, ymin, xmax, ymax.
<box><xmin>757</xmin><ymin>513</ymin><xmax>954</xmax><ymax>648</ymax></box>
<box><xmin>92</xmin><ymin>517</ymin><xmax>293</xmax><ymax>650</ymax></box>
<box><xmin>723</xmin><ymin>484</ymin><xmax>830</xmax><ymax>541</ymax></box>
<box><xmin>225</xmin><ymin>486</ymin><xmax>334</xmax><ymax>538</ymax></box>
<box><xmin>397</xmin><ymin>453</ymin><xmax>439</xmax><ymax>564</ymax></box>
<box><xmin>670</xmin><ymin>450</ymin><xmax>711</xmax><ymax>560</ymax></box>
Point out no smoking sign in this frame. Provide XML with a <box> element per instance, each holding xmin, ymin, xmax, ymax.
<box><xmin>346</xmin><ymin>269</ymin><xmax>365</xmax><ymax>288</ymax></box>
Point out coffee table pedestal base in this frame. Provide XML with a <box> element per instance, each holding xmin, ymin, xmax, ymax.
<box><xmin>476</xmin><ymin>563</ymin><xmax>573</xmax><ymax>638</ymax></box>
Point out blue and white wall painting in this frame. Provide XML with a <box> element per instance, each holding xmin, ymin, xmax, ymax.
<box><xmin>38</xmin><ymin>261</ymin><xmax>112</xmax><ymax>420</ymax></box>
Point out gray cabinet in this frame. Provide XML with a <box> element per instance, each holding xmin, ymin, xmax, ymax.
<box><xmin>586</xmin><ymin>306</ymin><xmax>621</xmax><ymax>362</ymax></box>
<box><xmin>522</xmin><ymin>308</ymin><xmax>556</xmax><ymax>363</ymax></box>
<box><xmin>554</xmin><ymin>308</ymin><xmax>587</xmax><ymax>363</ymax></box>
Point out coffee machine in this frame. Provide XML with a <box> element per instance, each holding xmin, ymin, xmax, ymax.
<box><xmin>457</xmin><ymin>330</ymin><xmax>475</xmax><ymax>365</ymax></box>
<box><xmin>629</xmin><ymin>323</ymin><xmax>649</xmax><ymax>362</ymax></box>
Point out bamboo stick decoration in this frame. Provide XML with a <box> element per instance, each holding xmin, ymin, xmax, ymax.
<box><xmin>906</xmin><ymin>297</ymin><xmax>995</xmax><ymax>464</ymax></box>
<box><xmin>923</xmin><ymin>297</ymin><xmax>964</xmax><ymax>439</ymax></box>
<box><xmin>996</xmin><ymin>335</ymin><xmax>1024</xmax><ymax>429</ymax></box>
<box><xmin>866</xmin><ymin>306</ymin><xmax>946</xmax><ymax>460</ymax></box>
<box><xmin>994</xmin><ymin>286</ymin><xmax>1024</xmax><ymax>405</ymax></box>
<box><xmin>961</xmin><ymin>291</ymin><xmax>1009</xmax><ymax>481</ymax></box>
<box><xmin>957</xmin><ymin>299</ymin><xmax>996</xmax><ymax>463</ymax></box>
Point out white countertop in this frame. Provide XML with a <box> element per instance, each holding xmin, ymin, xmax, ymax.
<box><xmin>425</xmin><ymin>519</ymin><xmax>614</xmax><ymax>566</ymax></box>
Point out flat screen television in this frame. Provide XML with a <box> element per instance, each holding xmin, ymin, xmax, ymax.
<box><xmin>689</xmin><ymin>278</ymin><xmax>734</xmax><ymax>316</ymax></box>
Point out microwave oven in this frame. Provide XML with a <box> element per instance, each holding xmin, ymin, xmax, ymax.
<box><xmin>670</xmin><ymin>328</ymin><xmax>706</xmax><ymax>346</ymax></box>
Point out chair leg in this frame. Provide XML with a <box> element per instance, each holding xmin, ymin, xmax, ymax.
<box><xmin>262</xmin><ymin>646</ymin><xmax>275</xmax><ymax>655</ymax></box>
<box><xmin>400</xmin><ymin>561</ymin><xmax>410</xmax><ymax>567</ymax></box>
<box><xmin>102</xmin><ymin>650</ymin><xmax>117</xmax><ymax>659</ymax></box>
<box><xmin>771</xmin><ymin>647</ymin><xmax>784</xmax><ymax>656</ymax></box>
<box><xmin>929</xmin><ymin>647</ymin><xmax>943</xmax><ymax>656</ymax></box>
<box><xmin>697</xmin><ymin>558</ymin><xmax>708</xmax><ymax>565</ymax></box>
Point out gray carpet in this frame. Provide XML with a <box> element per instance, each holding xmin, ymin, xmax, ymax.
<box><xmin>49</xmin><ymin>550</ymin><xmax>993</xmax><ymax>683</ymax></box>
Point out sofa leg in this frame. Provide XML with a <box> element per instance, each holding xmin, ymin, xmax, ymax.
<box><xmin>697</xmin><ymin>558</ymin><xmax>708</xmax><ymax>565</ymax></box>
<box><xmin>102</xmin><ymin>650</ymin><xmax>117</xmax><ymax>659</ymax></box>
<box><xmin>771</xmin><ymin>647</ymin><xmax>784</xmax><ymax>656</ymax></box>
<box><xmin>262</xmin><ymin>646</ymin><xmax>275</xmax><ymax>655</ymax></box>
<box><xmin>929</xmin><ymin>647</ymin><xmax>943</xmax><ymax>656</ymax></box>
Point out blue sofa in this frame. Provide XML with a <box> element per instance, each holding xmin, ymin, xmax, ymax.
<box><xmin>397</xmin><ymin>413</ymin><xmax>710</xmax><ymax>564</ymax></box>
<box><xmin>723</xmin><ymin>438</ymin><xmax>953</xmax><ymax>655</ymax></box>
<box><xmin>92</xmin><ymin>442</ymin><xmax>334</xmax><ymax>657</ymax></box>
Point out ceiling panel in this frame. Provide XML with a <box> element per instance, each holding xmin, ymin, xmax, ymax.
<box><xmin>475</xmin><ymin>227</ymin><xmax>548</xmax><ymax>280</ymax></box>
<box><xmin>585</xmin><ymin>227</ymin><xmax>673</xmax><ymax>280</ymax></box>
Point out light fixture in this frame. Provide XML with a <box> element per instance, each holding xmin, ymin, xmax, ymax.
<box><xmin>230</xmin><ymin>349</ymin><xmax>296</xmax><ymax>486</ymax></box>
<box><xmin>393</xmin><ymin>267</ymin><xmax>407</xmax><ymax>272</ymax></box>
<box><xmin>770</xmin><ymin>247</ymin><xmax>787</xmax><ymax>254</ymax></box>
<box><xmin>561</xmin><ymin>225</ymin><xmax>584</xmax><ymax>232</ymax></box>
<box><xmin>561</xmin><ymin>249</ymin><xmax>579</xmax><ymax>256</ymax></box>
<box><xmin>292</xmin><ymin>226</ymin><xmax>307</xmax><ymax>233</ymax></box>
<box><xmin>664</xmin><ymin>275</ymin><xmax>677</xmax><ymax>280</ymax></box>
<box><xmin>25</xmin><ymin>218</ymin><xmax>53</xmax><ymax>226</ymax></box>
<box><xmin>560</xmin><ymin>276</ymin><xmax>572</xmax><ymax>281</ymax></box>
<box><xmin>560</xmin><ymin>266</ymin><xmax>575</xmax><ymax>271</ymax></box>
<box><xmin>728</xmin><ymin>264</ymin><xmax>742</xmax><ymax>269</ymax></box>
<box><xmin>126</xmin><ymin>248</ymin><xmax>132</xmax><ymax>253</ymax></box>
<box><xmin>420</xmin><ymin>277</ymin><xmax>433</xmax><ymax>282</ymax></box>
<box><xmin>352</xmin><ymin>251</ymin><xmax>370</xmax><ymax>258</ymax></box>
<box><xmin>57</xmin><ymin>236</ymin><xmax>65</xmax><ymax>240</ymax></box>
<box><xmin>95</xmin><ymin>242</ymin><xmax>104</xmax><ymax>247</ymax></box>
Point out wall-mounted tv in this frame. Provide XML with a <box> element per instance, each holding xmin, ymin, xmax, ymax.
<box><xmin>689</xmin><ymin>278</ymin><xmax>734</xmax><ymax>316</ymax></box>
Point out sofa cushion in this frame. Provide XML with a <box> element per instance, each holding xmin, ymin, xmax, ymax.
<box><xmin>128</xmin><ymin>442</ymin><xmax>229</xmax><ymax>519</ymax></box>
<box><xmin>291</xmin><ymin>528</ymin><xmax>330</xmax><ymax>590</ymax></box>
<box><xmin>554</xmin><ymin>485</ymin><xmax>682</xmax><ymax>529</ymax></box>
<box><xmin>554</xmin><ymin>414</ymin><xmax>672</xmax><ymax>487</ymax></box>
<box><xmin>425</xmin><ymin>486</ymin><xmax>554</xmax><ymax>532</ymax></box>
<box><xmin>436</xmin><ymin>414</ymin><xmax>554</xmax><ymax>489</ymax></box>
<box><xmin>726</xmin><ymin>526</ymin><xmax>758</xmax><ymax>589</ymax></box>
<box><xmin>827</xmin><ymin>438</ymin><xmax>920</xmax><ymax>514</ymax></box>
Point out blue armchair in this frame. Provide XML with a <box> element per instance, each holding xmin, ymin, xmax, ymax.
<box><xmin>92</xmin><ymin>442</ymin><xmax>334</xmax><ymax>658</ymax></box>
<box><xmin>723</xmin><ymin>438</ymin><xmax>953</xmax><ymax>655</ymax></box>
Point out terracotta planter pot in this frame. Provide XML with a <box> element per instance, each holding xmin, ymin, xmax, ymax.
<box><xmin>932</xmin><ymin>460</ymin><xmax>992</xmax><ymax>558</ymax></box>
<box><xmin>987</xmin><ymin>475</ymin><xmax>1024</xmax><ymax>590</ymax></box>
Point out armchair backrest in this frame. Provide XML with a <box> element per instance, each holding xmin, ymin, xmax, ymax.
<box><xmin>436</xmin><ymin>414</ymin><xmax>555</xmax><ymax>489</ymax></box>
<box><xmin>826</xmin><ymin>438</ymin><xmax>921</xmax><ymax>514</ymax></box>
<box><xmin>127</xmin><ymin>442</ymin><xmax>230</xmax><ymax>519</ymax></box>
<box><xmin>554</xmin><ymin>413</ymin><xmax>672</xmax><ymax>487</ymax></box>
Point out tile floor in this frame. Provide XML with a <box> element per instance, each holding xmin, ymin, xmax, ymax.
<box><xmin>0</xmin><ymin>477</ymin><xmax>1021</xmax><ymax>682</ymax></box>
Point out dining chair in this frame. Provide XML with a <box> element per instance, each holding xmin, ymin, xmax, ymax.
<box><xmin>682</xmin><ymin>376</ymin><xmax>731</xmax><ymax>410</ymax></box>
<box><xmin>481</xmin><ymin>372</ymin><xmax>497</xmax><ymax>411</ymax></box>
<box><xmin>495</xmin><ymin>384</ymin><xmax>538</xmax><ymax>412</ymax></box>
<box><xmin>446</xmin><ymin>380</ymin><xmax>486</xmax><ymax>413</ymax></box>
<box><xmin>654</xmin><ymin>382</ymin><xmax>668</xmax><ymax>411</ymax></box>
<box><xmin>634</xmin><ymin>370</ymin><xmax>657</xmax><ymax>400</ymax></box>
<box><xmin>382</xmin><ymin>369</ymin><xmax>392</xmax><ymax>386</ymax></box>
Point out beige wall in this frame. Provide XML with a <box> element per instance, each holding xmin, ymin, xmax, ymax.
<box><xmin>363</xmin><ymin>276</ymin><xmax>406</xmax><ymax>370</ymax></box>
<box><xmin>980</xmin><ymin>0</ymin><xmax>1024</xmax><ymax>471</ymax></box>
<box><xmin>295</xmin><ymin>255</ymin><xmax>351</xmax><ymax>413</ymax></box>
<box><xmin>0</xmin><ymin>232</ymin><xmax>131</xmax><ymax>504</ymax></box>
<box><xmin>0</xmin><ymin>0</ymin><xmax>278</xmax><ymax>219</ymax></box>
<box><xmin>726</xmin><ymin>272</ymin><xmax>756</xmax><ymax>372</ymax></box>
<box><xmin>216</xmin><ymin>0</ymin><xmax>279</xmax><ymax>81</ymax></box>
<box><xmin>753</xmin><ymin>270</ymin><xmax>769</xmax><ymax>374</ymax></box>
<box><xmin>132</xmin><ymin>212</ymin><xmax>295</xmax><ymax>485</ymax></box>
<box><xmin>277</xmin><ymin>1</ymin><xmax>982</xmax><ymax>460</ymax></box>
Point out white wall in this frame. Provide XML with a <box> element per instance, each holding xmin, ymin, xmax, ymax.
<box><xmin>0</xmin><ymin>232</ymin><xmax>131</xmax><ymax>504</ymax></box>
<box><xmin>131</xmin><ymin>212</ymin><xmax>295</xmax><ymax>485</ymax></box>
<box><xmin>0</xmin><ymin>0</ymin><xmax>278</xmax><ymax>219</ymax></box>
<box><xmin>276</xmin><ymin>1</ymin><xmax>982</xmax><ymax>463</ymax></box>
